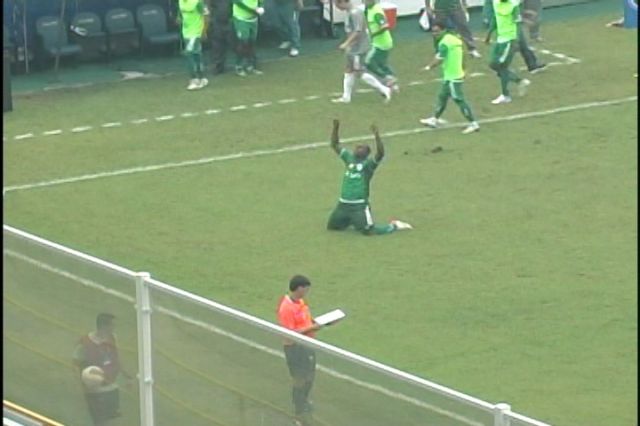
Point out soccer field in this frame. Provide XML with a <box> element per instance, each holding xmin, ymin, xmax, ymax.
<box><xmin>3</xmin><ymin>5</ymin><xmax>637</xmax><ymax>426</ymax></box>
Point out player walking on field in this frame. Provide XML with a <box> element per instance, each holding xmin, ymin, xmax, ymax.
<box><xmin>179</xmin><ymin>0</ymin><xmax>210</xmax><ymax>90</ymax></box>
<box><xmin>232</xmin><ymin>0</ymin><xmax>265</xmax><ymax>75</ymax></box>
<box><xmin>363</xmin><ymin>0</ymin><xmax>399</xmax><ymax>92</ymax></box>
<box><xmin>485</xmin><ymin>0</ymin><xmax>530</xmax><ymax>104</ymax></box>
<box><xmin>420</xmin><ymin>21</ymin><xmax>480</xmax><ymax>134</ymax></box>
<box><xmin>332</xmin><ymin>0</ymin><xmax>392</xmax><ymax>103</ymax></box>
<box><xmin>327</xmin><ymin>120</ymin><xmax>412</xmax><ymax>235</ymax></box>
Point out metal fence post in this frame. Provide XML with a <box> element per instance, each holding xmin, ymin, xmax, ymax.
<box><xmin>136</xmin><ymin>272</ymin><xmax>155</xmax><ymax>426</ymax></box>
<box><xmin>494</xmin><ymin>402</ymin><xmax>511</xmax><ymax>426</ymax></box>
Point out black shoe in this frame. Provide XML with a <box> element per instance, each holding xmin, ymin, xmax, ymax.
<box><xmin>529</xmin><ymin>63</ymin><xmax>547</xmax><ymax>74</ymax></box>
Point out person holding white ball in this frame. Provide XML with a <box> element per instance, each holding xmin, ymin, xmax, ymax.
<box><xmin>233</xmin><ymin>0</ymin><xmax>265</xmax><ymax>75</ymax></box>
<box><xmin>73</xmin><ymin>313</ymin><xmax>133</xmax><ymax>426</ymax></box>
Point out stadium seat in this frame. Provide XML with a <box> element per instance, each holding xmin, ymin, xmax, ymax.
<box><xmin>34</xmin><ymin>16</ymin><xmax>82</xmax><ymax>68</ymax></box>
<box><xmin>104</xmin><ymin>8</ymin><xmax>140</xmax><ymax>56</ymax></box>
<box><xmin>71</xmin><ymin>12</ymin><xmax>109</xmax><ymax>61</ymax></box>
<box><xmin>136</xmin><ymin>4</ymin><xmax>180</xmax><ymax>55</ymax></box>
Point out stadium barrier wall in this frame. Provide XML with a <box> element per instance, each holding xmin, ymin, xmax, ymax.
<box><xmin>3</xmin><ymin>224</ymin><xmax>553</xmax><ymax>426</ymax></box>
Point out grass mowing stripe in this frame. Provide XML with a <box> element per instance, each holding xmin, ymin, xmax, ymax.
<box><xmin>3</xmin><ymin>96</ymin><xmax>636</xmax><ymax>195</ymax></box>
<box><xmin>4</xmin><ymin>248</ymin><xmax>489</xmax><ymax>426</ymax></box>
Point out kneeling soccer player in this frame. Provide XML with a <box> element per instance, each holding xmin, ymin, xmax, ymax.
<box><xmin>327</xmin><ymin>119</ymin><xmax>412</xmax><ymax>235</ymax></box>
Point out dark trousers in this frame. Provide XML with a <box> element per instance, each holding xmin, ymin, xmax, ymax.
<box><xmin>517</xmin><ymin>25</ymin><xmax>538</xmax><ymax>70</ymax></box>
<box><xmin>434</xmin><ymin>8</ymin><xmax>476</xmax><ymax>51</ymax></box>
<box><xmin>210</xmin><ymin>22</ymin><xmax>234</xmax><ymax>73</ymax></box>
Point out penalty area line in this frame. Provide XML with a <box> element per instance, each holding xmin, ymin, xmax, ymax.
<box><xmin>3</xmin><ymin>96</ymin><xmax>636</xmax><ymax>195</ymax></box>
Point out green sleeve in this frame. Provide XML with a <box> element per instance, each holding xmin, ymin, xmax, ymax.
<box><xmin>374</xmin><ymin>12</ymin><xmax>387</xmax><ymax>27</ymax></box>
<box><xmin>339</xmin><ymin>148</ymin><xmax>355</xmax><ymax>165</ymax></box>
<box><xmin>436</xmin><ymin>42</ymin><xmax>448</xmax><ymax>60</ymax></box>
<box><xmin>365</xmin><ymin>158</ymin><xmax>379</xmax><ymax>172</ymax></box>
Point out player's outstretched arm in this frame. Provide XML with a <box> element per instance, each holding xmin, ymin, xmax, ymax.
<box><xmin>371</xmin><ymin>124</ymin><xmax>384</xmax><ymax>162</ymax></box>
<box><xmin>331</xmin><ymin>119</ymin><xmax>342</xmax><ymax>155</ymax></box>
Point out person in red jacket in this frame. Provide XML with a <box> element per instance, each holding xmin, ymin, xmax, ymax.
<box><xmin>73</xmin><ymin>313</ymin><xmax>133</xmax><ymax>426</ymax></box>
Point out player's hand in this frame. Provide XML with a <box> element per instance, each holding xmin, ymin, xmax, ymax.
<box><xmin>338</xmin><ymin>42</ymin><xmax>348</xmax><ymax>50</ymax></box>
<box><xmin>370</xmin><ymin>124</ymin><xmax>379</xmax><ymax>135</ymax></box>
<box><xmin>255</xmin><ymin>6</ymin><xmax>265</xmax><ymax>15</ymax></box>
<box><xmin>423</xmin><ymin>64</ymin><xmax>431</xmax><ymax>71</ymax></box>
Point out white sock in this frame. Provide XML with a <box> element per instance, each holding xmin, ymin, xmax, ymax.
<box><xmin>343</xmin><ymin>73</ymin><xmax>356</xmax><ymax>100</ymax></box>
<box><xmin>361</xmin><ymin>72</ymin><xmax>389</xmax><ymax>95</ymax></box>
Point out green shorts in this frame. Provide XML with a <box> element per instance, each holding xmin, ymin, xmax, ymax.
<box><xmin>327</xmin><ymin>202</ymin><xmax>374</xmax><ymax>233</ymax></box>
<box><xmin>233</xmin><ymin>18</ymin><xmax>258</xmax><ymax>41</ymax></box>
<box><xmin>439</xmin><ymin>80</ymin><xmax>466</xmax><ymax>102</ymax></box>
<box><xmin>183</xmin><ymin>37</ymin><xmax>202</xmax><ymax>54</ymax></box>
<box><xmin>364</xmin><ymin>47</ymin><xmax>394</xmax><ymax>79</ymax></box>
<box><xmin>490</xmin><ymin>40</ymin><xmax>516</xmax><ymax>67</ymax></box>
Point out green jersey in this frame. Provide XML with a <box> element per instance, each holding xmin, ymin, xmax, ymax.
<box><xmin>491</xmin><ymin>0</ymin><xmax>520</xmax><ymax>43</ymax></box>
<box><xmin>436</xmin><ymin>32</ymin><xmax>464</xmax><ymax>81</ymax></box>
<box><xmin>179</xmin><ymin>0</ymin><xmax>205</xmax><ymax>39</ymax></box>
<box><xmin>338</xmin><ymin>149</ymin><xmax>379</xmax><ymax>203</ymax></box>
<box><xmin>233</xmin><ymin>0</ymin><xmax>260</xmax><ymax>22</ymax></box>
<box><xmin>365</xmin><ymin>4</ymin><xmax>393</xmax><ymax>50</ymax></box>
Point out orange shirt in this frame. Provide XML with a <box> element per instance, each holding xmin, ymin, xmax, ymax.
<box><xmin>277</xmin><ymin>295</ymin><xmax>315</xmax><ymax>344</ymax></box>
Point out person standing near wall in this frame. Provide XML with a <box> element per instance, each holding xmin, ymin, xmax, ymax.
<box><xmin>209</xmin><ymin>0</ymin><xmax>234</xmax><ymax>74</ymax></box>
<box><xmin>426</xmin><ymin>0</ymin><xmax>482</xmax><ymax>58</ymax></box>
<box><xmin>274</xmin><ymin>0</ymin><xmax>303</xmax><ymax>57</ymax></box>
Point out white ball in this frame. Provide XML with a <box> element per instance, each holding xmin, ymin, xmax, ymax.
<box><xmin>81</xmin><ymin>366</ymin><xmax>105</xmax><ymax>389</ymax></box>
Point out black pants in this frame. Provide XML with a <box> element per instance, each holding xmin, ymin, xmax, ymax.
<box><xmin>517</xmin><ymin>25</ymin><xmax>539</xmax><ymax>71</ymax></box>
<box><xmin>210</xmin><ymin>22</ymin><xmax>234</xmax><ymax>73</ymax></box>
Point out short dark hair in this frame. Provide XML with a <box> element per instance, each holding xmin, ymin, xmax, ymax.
<box><xmin>289</xmin><ymin>275</ymin><xmax>311</xmax><ymax>291</ymax></box>
<box><xmin>96</xmin><ymin>313</ymin><xmax>115</xmax><ymax>330</ymax></box>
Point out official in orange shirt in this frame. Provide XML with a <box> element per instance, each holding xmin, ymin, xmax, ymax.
<box><xmin>277</xmin><ymin>275</ymin><xmax>323</xmax><ymax>426</ymax></box>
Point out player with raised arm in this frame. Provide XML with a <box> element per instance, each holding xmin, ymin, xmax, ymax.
<box><xmin>327</xmin><ymin>119</ymin><xmax>412</xmax><ymax>235</ymax></box>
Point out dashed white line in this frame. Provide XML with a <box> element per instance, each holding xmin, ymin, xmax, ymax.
<box><xmin>42</xmin><ymin>130</ymin><xmax>63</xmax><ymax>136</ymax></box>
<box><xmin>355</xmin><ymin>88</ymin><xmax>374</xmax><ymax>94</ymax></box>
<box><xmin>230</xmin><ymin>105</ymin><xmax>248</xmax><ymax>111</ymax></box>
<box><xmin>304</xmin><ymin>95</ymin><xmax>320</xmax><ymax>100</ymax></box>
<box><xmin>408</xmin><ymin>81</ymin><xmax>425</xmax><ymax>86</ymax></box>
<box><xmin>155</xmin><ymin>115</ymin><xmax>175</xmax><ymax>122</ymax></box>
<box><xmin>14</xmin><ymin>133</ymin><xmax>34</xmax><ymax>140</ymax></box>
<box><xmin>277</xmin><ymin>98</ymin><xmax>297</xmax><ymax>104</ymax></box>
<box><xmin>205</xmin><ymin>109</ymin><xmax>220</xmax><ymax>115</ymax></box>
<box><xmin>180</xmin><ymin>112</ymin><xmax>199</xmax><ymax>118</ymax></box>
<box><xmin>131</xmin><ymin>118</ymin><xmax>149</xmax><ymax>124</ymax></box>
<box><xmin>101</xmin><ymin>122</ymin><xmax>122</xmax><ymax>128</ymax></box>
<box><xmin>252</xmin><ymin>102</ymin><xmax>272</xmax><ymax>108</ymax></box>
<box><xmin>3</xmin><ymin>96</ymin><xmax>635</xmax><ymax>194</ymax></box>
<box><xmin>71</xmin><ymin>126</ymin><xmax>92</xmax><ymax>133</ymax></box>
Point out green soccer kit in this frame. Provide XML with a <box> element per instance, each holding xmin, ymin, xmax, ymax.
<box><xmin>180</xmin><ymin>0</ymin><xmax>206</xmax><ymax>79</ymax></box>
<box><xmin>327</xmin><ymin>149</ymin><xmax>395</xmax><ymax>235</ymax></box>
<box><xmin>432</xmin><ymin>31</ymin><xmax>475</xmax><ymax>122</ymax></box>
<box><xmin>488</xmin><ymin>0</ymin><xmax>523</xmax><ymax>96</ymax></box>
<box><xmin>364</xmin><ymin>3</ymin><xmax>395</xmax><ymax>82</ymax></box>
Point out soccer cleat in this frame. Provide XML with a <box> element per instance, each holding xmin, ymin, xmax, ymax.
<box><xmin>278</xmin><ymin>41</ymin><xmax>292</xmax><ymax>50</ymax></box>
<box><xmin>529</xmin><ymin>63</ymin><xmax>547</xmax><ymax>74</ymax></box>
<box><xmin>382</xmin><ymin>87</ymin><xmax>392</xmax><ymax>103</ymax></box>
<box><xmin>517</xmin><ymin>78</ymin><xmax>531</xmax><ymax>96</ymax></box>
<box><xmin>289</xmin><ymin>48</ymin><xmax>300</xmax><ymax>57</ymax></box>
<box><xmin>419</xmin><ymin>117</ymin><xmax>439</xmax><ymax>128</ymax></box>
<box><xmin>461</xmin><ymin>121</ymin><xmax>480</xmax><ymax>134</ymax></box>
<box><xmin>331</xmin><ymin>96</ymin><xmax>351</xmax><ymax>104</ymax></box>
<box><xmin>469</xmin><ymin>49</ymin><xmax>482</xmax><ymax>59</ymax></box>
<box><xmin>246</xmin><ymin>67</ymin><xmax>263</xmax><ymax>75</ymax></box>
<box><xmin>491</xmin><ymin>94</ymin><xmax>512</xmax><ymax>104</ymax></box>
<box><xmin>199</xmin><ymin>78</ymin><xmax>209</xmax><ymax>88</ymax></box>
<box><xmin>235</xmin><ymin>67</ymin><xmax>247</xmax><ymax>77</ymax></box>
<box><xmin>391</xmin><ymin>83</ymin><xmax>400</xmax><ymax>93</ymax></box>
<box><xmin>391</xmin><ymin>219</ymin><xmax>413</xmax><ymax>230</ymax></box>
<box><xmin>187</xmin><ymin>79</ymin><xmax>201</xmax><ymax>90</ymax></box>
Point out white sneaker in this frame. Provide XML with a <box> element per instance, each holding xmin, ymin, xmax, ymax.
<box><xmin>199</xmin><ymin>78</ymin><xmax>209</xmax><ymax>88</ymax></box>
<box><xmin>391</xmin><ymin>219</ymin><xmax>413</xmax><ymax>230</ymax></box>
<box><xmin>187</xmin><ymin>79</ymin><xmax>200</xmax><ymax>90</ymax></box>
<box><xmin>278</xmin><ymin>41</ymin><xmax>291</xmax><ymax>50</ymax></box>
<box><xmin>518</xmin><ymin>78</ymin><xmax>531</xmax><ymax>96</ymax></box>
<box><xmin>469</xmin><ymin>49</ymin><xmax>482</xmax><ymax>58</ymax></box>
<box><xmin>491</xmin><ymin>94</ymin><xmax>512</xmax><ymax>104</ymax></box>
<box><xmin>331</xmin><ymin>96</ymin><xmax>351</xmax><ymax>104</ymax></box>
<box><xmin>462</xmin><ymin>121</ymin><xmax>480</xmax><ymax>134</ymax></box>
<box><xmin>391</xmin><ymin>83</ymin><xmax>400</xmax><ymax>93</ymax></box>
<box><xmin>382</xmin><ymin>87</ymin><xmax>392</xmax><ymax>103</ymax></box>
<box><xmin>289</xmin><ymin>48</ymin><xmax>299</xmax><ymax>57</ymax></box>
<box><xmin>419</xmin><ymin>116</ymin><xmax>439</xmax><ymax>128</ymax></box>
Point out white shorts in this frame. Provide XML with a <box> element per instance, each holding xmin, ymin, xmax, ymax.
<box><xmin>346</xmin><ymin>53</ymin><xmax>366</xmax><ymax>72</ymax></box>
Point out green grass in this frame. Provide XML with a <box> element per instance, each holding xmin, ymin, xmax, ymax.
<box><xmin>3</xmin><ymin>8</ymin><xmax>637</xmax><ymax>426</ymax></box>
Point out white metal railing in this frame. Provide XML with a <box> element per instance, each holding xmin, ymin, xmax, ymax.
<box><xmin>3</xmin><ymin>224</ymin><xmax>553</xmax><ymax>426</ymax></box>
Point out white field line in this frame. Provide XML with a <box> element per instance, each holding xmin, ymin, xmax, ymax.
<box><xmin>4</xmin><ymin>248</ymin><xmax>486</xmax><ymax>426</ymax></box>
<box><xmin>3</xmin><ymin>96</ymin><xmax>635</xmax><ymax>195</ymax></box>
